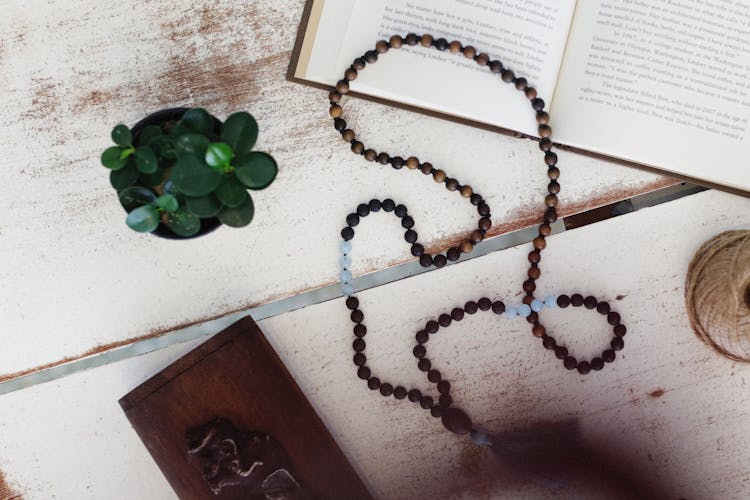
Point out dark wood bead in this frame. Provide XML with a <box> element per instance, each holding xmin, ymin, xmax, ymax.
<box><xmin>346</xmin><ymin>213</ymin><xmax>360</xmax><ymax>227</ymax></box>
<box><xmin>528</xmin><ymin>251</ymin><xmax>541</xmax><ymax>263</ymax></box>
<box><xmin>439</xmin><ymin>394</ymin><xmax>453</xmax><ymax>408</ymax></box>
<box><xmin>460</xmin><ymin>240</ymin><xmax>474</xmax><ymax>253</ymax></box>
<box><xmin>451</xmin><ymin>308</ymin><xmax>464</xmax><ymax>321</ymax></box>
<box><xmin>329</xmin><ymin>104</ymin><xmax>343</xmax><ymax>118</ymax></box>
<box><xmin>441</xmin><ymin>407</ymin><xmax>472</xmax><ymax>435</ymax></box>
<box><xmin>390</xmin><ymin>156</ymin><xmax>404</xmax><ymax>169</ymax></box>
<box><xmin>345</xmin><ymin>297</ymin><xmax>359</xmax><ymax>310</ymax></box>
<box><xmin>389</xmin><ymin>35</ymin><xmax>403</xmax><ymax>48</ymax></box>
<box><xmin>341</xmin><ymin>226</ymin><xmax>354</xmax><ymax>241</ymax></box>
<box><xmin>608</xmin><ymin>312</ymin><xmax>621</xmax><ymax>325</ymax></box>
<box><xmin>470</xmin><ymin>230</ymin><xmax>484</xmax><ymax>244</ymax></box>
<box><xmin>434</xmin><ymin>37</ymin><xmax>448</xmax><ymax>51</ymax></box>
<box><xmin>555</xmin><ymin>346</ymin><xmax>568</xmax><ymax>359</ymax></box>
<box><xmin>329</xmin><ymin>90</ymin><xmax>342</xmax><ymax>103</ymax></box>
<box><xmin>336</xmin><ymin>80</ymin><xmax>350</xmax><ymax>93</ymax></box>
<box><xmin>463</xmin><ymin>45</ymin><xmax>476</xmax><ymax>58</ymax></box>
<box><xmin>448</xmin><ymin>40</ymin><xmax>462</xmax><ymax>53</ymax></box>
<box><xmin>584</xmin><ymin>296</ymin><xmax>597</xmax><ymax>309</ymax></box>
<box><xmin>528</xmin><ymin>266</ymin><xmax>541</xmax><ymax>279</ymax></box>
<box><xmin>333</xmin><ymin>118</ymin><xmax>346</xmax><ymax>131</ymax></box>
<box><xmin>413</xmin><ymin>345</ymin><xmax>426</xmax><ymax>358</ymax></box>
<box><xmin>548</xmin><ymin>180</ymin><xmax>560</xmax><ymax>194</ymax></box>
<box><xmin>426</xmin><ymin>320</ymin><xmax>439</xmax><ymax>334</ymax></box>
<box><xmin>421</xmin><ymin>161</ymin><xmax>433</xmax><ymax>174</ymax></box>
<box><xmin>447</xmin><ymin>247</ymin><xmax>461</xmax><ymax>261</ymax></box>
<box><xmin>531</xmin><ymin>97</ymin><xmax>545</xmax><ymax>110</ymax></box>
<box><xmin>407</xmin><ymin>389</ymin><xmax>421</xmax><ymax>402</ymax></box>
<box><xmin>522</xmin><ymin>295</ymin><xmax>533</xmax><ymax>305</ymax></box>
<box><xmin>353</xmin><ymin>352</ymin><xmax>366</xmax><ymax>366</ymax></box>
<box><xmin>597</xmin><ymin>302</ymin><xmax>611</xmax><ymax>314</ymax></box>
<box><xmin>405</xmin><ymin>33</ymin><xmax>419</xmax><ymax>45</ymax></box>
<box><xmin>367</xmin><ymin>377</ymin><xmax>380</xmax><ymax>390</ymax></box>
<box><xmin>364</xmin><ymin>149</ymin><xmax>377</xmax><ymax>161</ymax></box>
<box><xmin>350</xmin><ymin>309</ymin><xmax>364</xmax><ymax>324</ymax></box>
<box><xmin>478</xmin><ymin>217</ymin><xmax>492</xmax><ymax>231</ymax></box>
<box><xmin>433</xmin><ymin>254</ymin><xmax>447</xmax><ymax>268</ymax></box>
<box><xmin>382</xmin><ymin>198</ymin><xmax>395</xmax><ymax>211</ymax></box>
<box><xmin>460</xmin><ymin>185</ymin><xmax>473</xmax><ymax>198</ymax></box>
<box><xmin>533</xmin><ymin>236</ymin><xmax>546</xmax><ymax>250</ymax></box>
<box><xmin>415</xmin><ymin>330</ymin><xmax>428</xmax><ymax>344</ymax></box>
<box><xmin>464</xmin><ymin>301</ymin><xmax>478</xmax><ymax>314</ymax></box>
<box><xmin>369</xmin><ymin>199</ymin><xmax>381</xmax><ymax>212</ymax></box>
<box><xmin>526</xmin><ymin>311</ymin><xmax>538</xmax><ymax>324</ymax></box>
<box><xmin>557</xmin><ymin>295</ymin><xmax>571</xmax><ymax>308</ymax></box>
<box><xmin>545</xmin><ymin>208</ymin><xmax>558</xmax><ymax>223</ymax></box>
<box><xmin>405</xmin><ymin>156</ymin><xmax>419</xmax><ymax>169</ymax></box>
<box><xmin>547</xmin><ymin>166</ymin><xmax>560</xmax><ymax>180</ymax></box>
<box><xmin>432</xmin><ymin>169</ymin><xmax>447</xmax><ymax>182</ymax></box>
<box><xmin>401</xmin><ymin>215</ymin><xmax>414</xmax><ymax>229</ymax></box>
<box><xmin>394</xmin><ymin>204</ymin><xmax>407</xmax><ymax>217</ymax></box>
<box><xmin>393</xmin><ymin>386</ymin><xmax>407</xmax><ymax>399</ymax></box>
<box><xmin>591</xmin><ymin>357</ymin><xmax>604</xmax><ymax>370</ymax></box>
<box><xmin>344</xmin><ymin>67</ymin><xmax>358</xmax><ymax>81</ymax></box>
<box><xmin>544</xmin><ymin>194</ymin><xmax>558</xmax><ymax>208</ymax></box>
<box><xmin>342</xmin><ymin>129</ymin><xmax>355</xmax><ymax>142</ymax></box>
<box><xmin>364</xmin><ymin>50</ymin><xmax>378</xmax><ymax>64</ymax></box>
<box><xmin>428</xmin><ymin>369</ymin><xmax>441</xmax><ymax>382</ymax></box>
<box><xmin>545</xmin><ymin>152</ymin><xmax>558</xmax><ymax>166</ymax></box>
<box><xmin>477</xmin><ymin>297</ymin><xmax>492</xmax><ymax>311</ymax></box>
<box><xmin>356</xmin><ymin>203</ymin><xmax>370</xmax><ymax>217</ymax></box>
<box><xmin>470</xmin><ymin>193</ymin><xmax>482</xmax><ymax>205</ymax></box>
<box><xmin>438</xmin><ymin>313</ymin><xmax>452</xmax><ymax>327</ymax></box>
<box><xmin>539</xmin><ymin>137</ymin><xmax>552</xmax><ymax>151</ymax></box>
<box><xmin>375</xmin><ymin>40</ymin><xmax>389</xmax><ymax>53</ymax></box>
<box><xmin>380</xmin><ymin>383</ymin><xmax>394</xmax><ymax>396</ymax></box>
<box><xmin>491</xmin><ymin>301</ymin><xmax>505</xmax><ymax>314</ymax></box>
<box><xmin>445</xmin><ymin>178</ymin><xmax>459</xmax><ymax>191</ymax></box>
<box><xmin>377</xmin><ymin>152</ymin><xmax>390</xmax><ymax>164</ymax></box>
<box><xmin>352</xmin><ymin>338</ymin><xmax>365</xmax><ymax>352</ymax></box>
<box><xmin>353</xmin><ymin>324</ymin><xmax>366</xmax><ymax>337</ymax></box>
<box><xmin>525</xmin><ymin>87</ymin><xmax>537</xmax><ymax>99</ymax></box>
<box><xmin>515</xmin><ymin>77</ymin><xmax>528</xmax><ymax>90</ymax></box>
<box><xmin>489</xmin><ymin>60</ymin><xmax>503</xmax><ymax>73</ymax></box>
<box><xmin>532</xmin><ymin>324</ymin><xmax>546</xmax><ymax>337</ymax></box>
<box><xmin>420</xmin><ymin>34</ymin><xmax>434</xmax><ymax>46</ymax></box>
<box><xmin>420</xmin><ymin>395</ymin><xmax>434</xmax><ymax>409</ymax></box>
<box><xmin>563</xmin><ymin>356</ymin><xmax>577</xmax><ymax>370</ymax></box>
<box><xmin>404</xmin><ymin>229</ymin><xmax>417</xmax><ymax>243</ymax></box>
<box><xmin>501</xmin><ymin>69</ymin><xmax>515</xmax><ymax>82</ymax></box>
<box><xmin>476</xmin><ymin>52</ymin><xmax>490</xmax><ymax>66</ymax></box>
<box><xmin>614</xmin><ymin>324</ymin><xmax>627</xmax><ymax>337</ymax></box>
<box><xmin>577</xmin><ymin>361</ymin><xmax>591</xmax><ymax>375</ymax></box>
<box><xmin>536</xmin><ymin>111</ymin><xmax>550</xmax><ymax>124</ymax></box>
<box><xmin>542</xmin><ymin>335</ymin><xmax>556</xmax><ymax>349</ymax></box>
<box><xmin>539</xmin><ymin>223</ymin><xmax>552</xmax><ymax>236</ymax></box>
<box><xmin>419</xmin><ymin>254</ymin><xmax>433</xmax><ymax>267</ymax></box>
<box><xmin>538</xmin><ymin>124</ymin><xmax>552</xmax><ymax>138</ymax></box>
<box><xmin>611</xmin><ymin>337</ymin><xmax>624</xmax><ymax>351</ymax></box>
<box><xmin>357</xmin><ymin>366</ymin><xmax>371</xmax><ymax>379</ymax></box>
<box><xmin>430</xmin><ymin>406</ymin><xmax>442</xmax><ymax>418</ymax></box>
<box><xmin>602</xmin><ymin>349</ymin><xmax>616</xmax><ymax>362</ymax></box>
<box><xmin>411</xmin><ymin>243</ymin><xmax>424</xmax><ymax>256</ymax></box>
<box><xmin>570</xmin><ymin>294</ymin><xmax>584</xmax><ymax>306</ymax></box>
<box><xmin>352</xmin><ymin>57</ymin><xmax>366</xmax><ymax>70</ymax></box>
<box><xmin>478</xmin><ymin>203</ymin><xmax>490</xmax><ymax>216</ymax></box>
<box><xmin>437</xmin><ymin>380</ymin><xmax>451</xmax><ymax>394</ymax></box>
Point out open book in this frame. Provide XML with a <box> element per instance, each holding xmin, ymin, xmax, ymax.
<box><xmin>290</xmin><ymin>0</ymin><xmax>750</xmax><ymax>194</ymax></box>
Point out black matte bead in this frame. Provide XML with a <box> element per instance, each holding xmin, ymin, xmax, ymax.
<box><xmin>434</xmin><ymin>37</ymin><xmax>448</xmax><ymax>51</ymax></box>
<box><xmin>369</xmin><ymin>199</ymin><xmax>381</xmax><ymax>212</ymax></box>
<box><xmin>591</xmin><ymin>357</ymin><xmax>604</xmax><ymax>370</ymax></box>
<box><xmin>420</xmin><ymin>395</ymin><xmax>434</xmax><ymax>409</ymax></box>
<box><xmin>382</xmin><ymin>199</ymin><xmax>395</xmax><ymax>211</ymax></box>
<box><xmin>401</xmin><ymin>215</ymin><xmax>414</xmax><ymax>229</ymax></box>
<box><xmin>554</xmin><ymin>345</ymin><xmax>568</xmax><ymax>359</ymax></box>
<box><xmin>416</xmin><ymin>330</ymin><xmax>429</xmax><ymax>344</ymax></box>
<box><xmin>611</xmin><ymin>337</ymin><xmax>624</xmax><ymax>351</ymax></box>
<box><xmin>557</xmin><ymin>295</ymin><xmax>571</xmax><ymax>308</ymax></box>
<box><xmin>379</xmin><ymin>383</ymin><xmax>394</xmax><ymax>396</ymax></box>
<box><xmin>390</xmin><ymin>156</ymin><xmax>404</xmax><ymax>169</ymax></box>
<box><xmin>563</xmin><ymin>356</ymin><xmax>577</xmax><ymax>370</ymax></box>
<box><xmin>433</xmin><ymin>254</ymin><xmax>447</xmax><ymax>268</ymax></box>
<box><xmin>413</xmin><ymin>345</ymin><xmax>426</xmax><ymax>358</ymax></box>
<box><xmin>404</xmin><ymin>229</ymin><xmax>418</xmax><ymax>243</ymax></box>
<box><xmin>407</xmin><ymin>389</ymin><xmax>421</xmax><ymax>402</ymax></box>
<box><xmin>394</xmin><ymin>386</ymin><xmax>407</xmax><ymax>399</ymax></box>
<box><xmin>367</xmin><ymin>377</ymin><xmax>380</xmax><ymax>390</ymax></box>
<box><xmin>418</xmin><ymin>358</ymin><xmax>431</xmax><ymax>371</ymax></box>
<box><xmin>602</xmin><ymin>349</ymin><xmax>616</xmax><ymax>362</ymax></box>
<box><xmin>394</xmin><ymin>204</ymin><xmax>407</xmax><ymax>217</ymax></box>
<box><xmin>491</xmin><ymin>301</ymin><xmax>505</xmax><ymax>314</ymax></box>
<box><xmin>356</xmin><ymin>203</ymin><xmax>370</xmax><ymax>217</ymax></box>
<box><xmin>531</xmin><ymin>97</ymin><xmax>545</xmax><ymax>110</ymax></box>
<box><xmin>437</xmin><ymin>380</ymin><xmax>451</xmax><ymax>394</ymax></box>
<box><xmin>345</xmin><ymin>297</ymin><xmax>359</xmax><ymax>310</ymax></box>
<box><xmin>352</xmin><ymin>338</ymin><xmax>365</xmax><ymax>352</ymax></box>
<box><xmin>447</xmin><ymin>247</ymin><xmax>461</xmax><ymax>261</ymax></box>
<box><xmin>411</xmin><ymin>243</ymin><xmax>424</xmax><ymax>256</ymax></box>
<box><xmin>464</xmin><ymin>301</ymin><xmax>478</xmax><ymax>314</ymax></box>
<box><xmin>426</xmin><ymin>320</ymin><xmax>439</xmax><ymax>334</ymax></box>
<box><xmin>477</xmin><ymin>297</ymin><xmax>492</xmax><ymax>311</ymax></box>
<box><xmin>577</xmin><ymin>361</ymin><xmax>591</xmax><ymax>375</ymax></box>
<box><xmin>420</xmin><ymin>254</ymin><xmax>433</xmax><ymax>267</ymax></box>
<box><xmin>350</xmin><ymin>309</ymin><xmax>364</xmax><ymax>323</ymax></box>
<box><xmin>428</xmin><ymin>369</ymin><xmax>441</xmax><ymax>383</ymax></box>
<box><xmin>357</xmin><ymin>366</ymin><xmax>371</xmax><ymax>379</ymax></box>
<box><xmin>341</xmin><ymin>227</ymin><xmax>354</xmax><ymax>240</ymax></box>
<box><xmin>346</xmin><ymin>213</ymin><xmax>360</xmax><ymax>227</ymax></box>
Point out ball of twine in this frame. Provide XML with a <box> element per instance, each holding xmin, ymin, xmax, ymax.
<box><xmin>685</xmin><ymin>230</ymin><xmax>750</xmax><ymax>362</ymax></box>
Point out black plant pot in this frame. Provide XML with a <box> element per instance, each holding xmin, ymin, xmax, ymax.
<box><xmin>127</xmin><ymin>107</ymin><xmax>222</xmax><ymax>240</ymax></box>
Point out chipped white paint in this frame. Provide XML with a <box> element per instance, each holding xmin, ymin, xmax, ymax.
<box><xmin>0</xmin><ymin>0</ymin><xmax>672</xmax><ymax>379</ymax></box>
<box><xmin>1</xmin><ymin>189</ymin><xmax>749</xmax><ymax>499</ymax></box>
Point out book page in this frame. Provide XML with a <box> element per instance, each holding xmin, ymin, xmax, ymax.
<box><xmin>303</xmin><ymin>0</ymin><xmax>577</xmax><ymax>136</ymax></box>
<box><xmin>552</xmin><ymin>0</ymin><xmax>750</xmax><ymax>191</ymax></box>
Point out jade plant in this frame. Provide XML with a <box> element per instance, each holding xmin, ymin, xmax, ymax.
<box><xmin>101</xmin><ymin>108</ymin><xmax>277</xmax><ymax>237</ymax></box>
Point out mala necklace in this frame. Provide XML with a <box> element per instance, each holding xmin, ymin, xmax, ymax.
<box><xmin>329</xmin><ymin>34</ymin><xmax>628</xmax><ymax>437</ymax></box>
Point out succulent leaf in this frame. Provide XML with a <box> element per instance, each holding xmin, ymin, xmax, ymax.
<box><xmin>221</xmin><ymin>112</ymin><xmax>258</xmax><ymax>156</ymax></box>
<box><xmin>167</xmin><ymin>208</ymin><xmax>201</xmax><ymax>236</ymax></box>
<box><xmin>172</xmin><ymin>154</ymin><xmax>222</xmax><ymax>196</ymax></box>
<box><xmin>185</xmin><ymin>194</ymin><xmax>222</xmax><ymax>217</ymax></box>
<box><xmin>126</xmin><ymin>205</ymin><xmax>160</xmax><ymax>233</ymax></box>
<box><xmin>205</xmin><ymin>142</ymin><xmax>234</xmax><ymax>169</ymax></box>
<box><xmin>218</xmin><ymin>195</ymin><xmax>254</xmax><ymax>227</ymax></box>
<box><xmin>101</xmin><ymin>146</ymin><xmax>128</xmax><ymax>170</ymax></box>
<box><xmin>135</xmin><ymin>146</ymin><xmax>158</xmax><ymax>174</ymax></box>
<box><xmin>180</xmin><ymin>108</ymin><xmax>214</xmax><ymax>135</ymax></box>
<box><xmin>111</xmin><ymin>124</ymin><xmax>132</xmax><ymax>147</ymax></box>
<box><xmin>234</xmin><ymin>152</ymin><xmax>278</xmax><ymax>190</ymax></box>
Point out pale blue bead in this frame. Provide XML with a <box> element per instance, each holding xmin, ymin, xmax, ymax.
<box><xmin>531</xmin><ymin>299</ymin><xmax>544</xmax><ymax>312</ymax></box>
<box><xmin>340</xmin><ymin>241</ymin><xmax>352</xmax><ymax>254</ymax></box>
<box><xmin>505</xmin><ymin>307</ymin><xmax>517</xmax><ymax>318</ymax></box>
<box><xmin>339</xmin><ymin>270</ymin><xmax>352</xmax><ymax>283</ymax></box>
<box><xmin>517</xmin><ymin>304</ymin><xmax>532</xmax><ymax>317</ymax></box>
<box><xmin>342</xmin><ymin>283</ymin><xmax>354</xmax><ymax>296</ymax></box>
<box><xmin>544</xmin><ymin>295</ymin><xmax>557</xmax><ymax>308</ymax></box>
<box><xmin>339</xmin><ymin>255</ymin><xmax>351</xmax><ymax>268</ymax></box>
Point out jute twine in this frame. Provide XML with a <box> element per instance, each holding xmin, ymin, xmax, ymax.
<box><xmin>685</xmin><ymin>230</ymin><xmax>750</xmax><ymax>362</ymax></box>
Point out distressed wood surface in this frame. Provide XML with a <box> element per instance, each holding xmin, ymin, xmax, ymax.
<box><xmin>1</xmin><ymin>189</ymin><xmax>749</xmax><ymax>499</ymax></box>
<box><xmin>0</xmin><ymin>0</ymin><xmax>673</xmax><ymax>380</ymax></box>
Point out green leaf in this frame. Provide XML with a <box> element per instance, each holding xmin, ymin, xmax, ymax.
<box><xmin>221</xmin><ymin>112</ymin><xmax>258</xmax><ymax>156</ymax></box>
<box><xmin>167</xmin><ymin>208</ymin><xmax>201</xmax><ymax>237</ymax></box>
<box><xmin>156</xmin><ymin>194</ymin><xmax>179</xmax><ymax>212</ymax></box>
<box><xmin>171</xmin><ymin>154</ymin><xmax>222</xmax><ymax>196</ymax></box>
<box><xmin>214</xmin><ymin>174</ymin><xmax>248</xmax><ymax>208</ymax></box>
<box><xmin>180</xmin><ymin>108</ymin><xmax>214</xmax><ymax>135</ymax></box>
<box><xmin>126</xmin><ymin>205</ymin><xmax>160</xmax><ymax>233</ymax></box>
<box><xmin>119</xmin><ymin>147</ymin><xmax>135</xmax><ymax>160</ymax></box>
<box><xmin>185</xmin><ymin>194</ymin><xmax>222</xmax><ymax>217</ymax></box>
<box><xmin>139</xmin><ymin>167</ymin><xmax>165</xmax><ymax>187</ymax></box>
<box><xmin>109</xmin><ymin>162</ymin><xmax>139</xmax><ymax>190</ymax></box>
<box><xmin>175</xmin><ymin>133</ymin><xmax>210</xmax><ymax>156</ymax></box>
<box><xmin>118</xmin><ymin>186</ymin><xmax>157</xmax><ymax>211</ymax></box>
<box><xmin>101</xmin><ymin>146</ymin><xmax>127</xmax><ymax>170</ymax></box>
<box><xmin>205</xmin><ymin>142</ymin><xmax>234</xmax><ymax>169</ymax></box>
<box><xmin>234</xmin><ymin>152</ymin><xmax>278</xmax><ymax>190</ymax></box>
<box><xmin>137</xmin><ymin>125</ymin><xmax>163</xmax><ymax>147</ymax></box>
<box><xmin>218</xmin><ymin>195</ymin><xmax>254</xmax><ymax>227</ymax></box>
<box><xmin>134</xmin><ymin>146</ymin><xmax>158</xmax><ymax>174</ymax></box>
<box><xmin>111</xmin><ymin>124</ymin><xmax>132</xmax><ymax>147</ymax></box>
<box><xmin>169</xmin><ymin>123</ymin><xmax>189</xmax><ymax>139</ymax></box>
<box><xmin>150</xmin><ymin>136</ymin><xmax>176</xmax><ymax>160</ymax></box>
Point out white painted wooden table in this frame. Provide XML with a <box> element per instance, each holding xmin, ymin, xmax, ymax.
<box><xmin>1</xmin><ymin>1</ymin><xmax>747</xmax><ymax>499</ymax></box>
